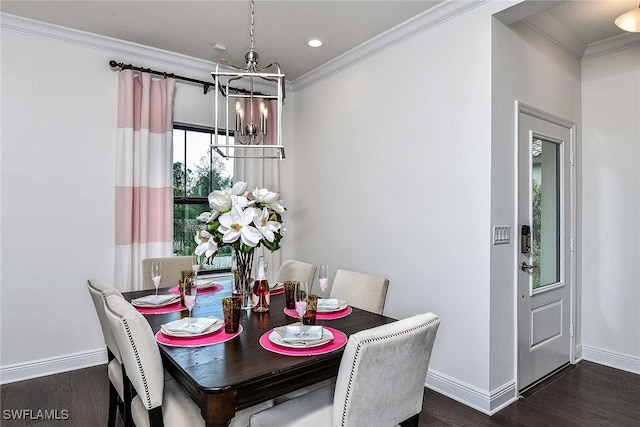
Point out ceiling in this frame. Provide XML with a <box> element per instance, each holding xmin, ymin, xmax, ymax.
<box><xmin>1</xmin><ymin>1</ymin><xmax>638</xmax><ymax>81</ymax></box>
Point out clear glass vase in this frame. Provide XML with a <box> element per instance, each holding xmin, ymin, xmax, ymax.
<box><xmin>233</xmin><ymin>248</ymin><xmax>255</xmax><ymax>309</ymax></box>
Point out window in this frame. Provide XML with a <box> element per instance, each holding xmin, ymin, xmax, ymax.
<box><xmin>172</xmin><ymin>123</ymin><xmax>234</xmax><ymax>271</ymax></box>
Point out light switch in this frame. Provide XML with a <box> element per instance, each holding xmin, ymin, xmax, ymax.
<box><xmin>493</xmin><ymin>226</ymin><xmax>511</xmax><ymax>245</ymax></box>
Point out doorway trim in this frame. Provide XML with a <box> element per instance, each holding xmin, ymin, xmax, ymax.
<box><xmin>514</xmin><ymin>101</ymin><xmax>577</xmax><ymax>393</ymax></box>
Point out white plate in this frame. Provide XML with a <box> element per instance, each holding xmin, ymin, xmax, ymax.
<box><xmin>131</xmin><ymin>294</ymin><xmax>180</xmax><ymax>308</ymax></box>
<box><xmin>160</xmin><ymin>317</ymin><xmax>223</xmax><ymax>337</ymax></box>
<box><xmin>268</xmin><ymin>327</ymin><xmax>334</xmax><ymax>349</ymax></box>
<box><xmin>196</xmin><ymin>279</ymin><xmax>219</xmax><ymax>289</ymax></box>
<box><xmin>317</xmin><ymin>299</ymin><xmax>348</xmax><ymax>313</ymax></box>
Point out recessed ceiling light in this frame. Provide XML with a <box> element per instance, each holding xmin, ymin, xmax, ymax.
<box><xmin>213</xmin><ymin>43</ymin><xmax>227</xmax><ymax>51</ymax></box>
<box><xmin>306</xmin><ymin>38</ymin><xmax>323</xmax><ymax>48</ymax></box>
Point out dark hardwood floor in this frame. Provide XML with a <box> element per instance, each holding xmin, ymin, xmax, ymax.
<box><xmin>1</xmin><ymin>361</ymin><xmax>637</xmax><ymax>426</ymax></box>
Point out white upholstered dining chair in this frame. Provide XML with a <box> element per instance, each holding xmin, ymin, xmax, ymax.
<box><xmin>87</xmin><ymin>278</ymin><xmax>132</xmax><ymax>427</ymax></box>
<box><xmin>249</xmin><ymin>312</ymin><xmax>440</xmax><ymax>427</ymax></box>
<box><xmin>329</xmin><ymin>269</ymin><xmax>389</xmax><ymax>314</ymax></box>
<box><xmin>103</xmin><ymin>295</ymin><xmax>271</xmax><ymax>427</ymax></box>
<box><xmin>275</xmin><ymin>259</ymin><xmax>317</xmax><ymax>288</ymax></box>
<box><xmin>141</xmin><ymin>256</ymin><xmax>193</xmax><ymax>290</ymax></box>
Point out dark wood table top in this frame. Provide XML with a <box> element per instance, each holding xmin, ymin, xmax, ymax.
<box><xmin>125</xmin><ymin>280</ymin><xmax>396</xmax><ymax>427</ymax></box>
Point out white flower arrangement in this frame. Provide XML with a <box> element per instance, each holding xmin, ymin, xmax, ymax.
<box><xmin>194</xmin><ymin>181</ymin><xmax>286</xmax><ymax>262</ymax></box>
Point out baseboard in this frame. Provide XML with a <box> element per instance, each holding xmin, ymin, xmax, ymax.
<box><xmin>425</xmin><ymin>369</ymin><xmax>517</xmax><ymax>415</ymax></box>
<box><xmin>0</xmin><ymin>348</ymin><xmax>107</xmax><ymax>385</ymax></box>
<box><xmin>582</xmin><ymin>344</ymin><xmax>640</xmax><ymax>375</ymax></box>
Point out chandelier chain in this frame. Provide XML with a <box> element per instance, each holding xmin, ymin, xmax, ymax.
<box><xmin>249</xmin><ymin>0</ymin><xmax>255</xmax><ymax>51</ymax></box>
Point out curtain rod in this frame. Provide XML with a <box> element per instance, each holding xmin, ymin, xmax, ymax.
<box><xmin>108</xmin><ymin>60</ymin><xmax>268</xmax><ymax>97</ymax></box>
<box><xmin>109</xmin><ymin>60</ymin><xmax>217</xmax><ymax>94</ymax></box>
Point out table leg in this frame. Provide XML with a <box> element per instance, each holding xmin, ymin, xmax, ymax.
<box><xmin>201</xmin><ymin>391</ymin><xmax>236</xmax><ymax>427</ymax></box>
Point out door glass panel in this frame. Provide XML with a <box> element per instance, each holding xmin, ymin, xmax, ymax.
<box><xmin>531</xmin><ymin>137</ymin><xmax>561</xmax><ymax>289</ymax></box>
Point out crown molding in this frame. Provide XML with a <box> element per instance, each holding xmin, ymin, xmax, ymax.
<box><xmin>1</xmin><ymin>12</ymin><xmax>217</xmax><ymax>76</ymax></box>
<box><xmin>291</xmin><ymin>0</ymin><xmax>488</xmax><ymax>92</ymax></box>
<box><xmin>522</xmin><ymin>11</ymin><xmax>586</xmax><ymax>59</ymax></box>
<box><xmin>0</xmin><ymin>12</ymin><xmax>290</xmax><ymax>94</ymax></box>
<box><xmin>522</xmin><ymin>10</ymin><xmax>640</xmax><ymax>61</ymax></box>
<box><xmin>582</xmin><ymin>32</ymin><xmax>640</xmax><ymax>60</ymax></box>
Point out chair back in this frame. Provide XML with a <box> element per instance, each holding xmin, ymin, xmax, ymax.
<box><xmin>104</xmin><ymin>295</ymin><xmax>165</xmax><ymax>411</ymax></box>
<box><xmin>332</xmin><ymin>312</ymin><xmax>440</xmax><ymax>427</ymax></box>
<box><xmin>329</xmin><ymin>269</ymin><xmax>389</xmax><ymax>314</ymax></box>
<box><xmin>142</xmin><ymin>256</ymin><xmax>193</xmax><ymax>290</ymax></box>
<box><xmin>87</xmin><ymin>278</ymin><xmax>124</xmax><ymax>363</ymax></box>
<box><xmin>276</xmin><ymin>260</ymin><xmax>317</xmax><ymax>287</ymax></box>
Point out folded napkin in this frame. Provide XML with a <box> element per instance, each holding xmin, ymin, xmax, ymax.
<box><xmin>273</xmin><ymin>324</ymin><xmax>330</xmax><ymax>346</ymax></box>
<box><xmin>269</xmin><ymin>282</ymin><xmax>284</xmax><ymax>290</ymax></box>
<box><xmin>131</xmin><ymin>294</ymin><xmax>179</xmax><ymax>307</ymax></box>
<box><xmin>161</xmin><ymin>317</ymin><xmax>220</xmax><ymax>336</ymax></box>
<box><xmin>317</xmin><ymin>298</ymin><xmax>340</xmax><ymax>309</ymax></box>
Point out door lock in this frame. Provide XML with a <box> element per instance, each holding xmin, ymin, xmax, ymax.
<box><xmin>520</xmin><ymin>262</ymin><xmax>534</xmax><ymax>272</ymax></box>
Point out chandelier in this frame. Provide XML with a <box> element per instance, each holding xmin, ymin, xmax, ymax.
<box><xmin>211</xmin><ymin>0</ymin><xmax>285</xmax><ymax>160</ymax></box>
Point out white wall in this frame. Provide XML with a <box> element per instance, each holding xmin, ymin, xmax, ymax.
<box><xmin>581</xmin><ymin>45</ymin><xmax>640</xmax><ymax>373</ymax></box>
<box><xmin>290</xmin><ymin>2</ymin><xmax>514</xmax><ymax>412</ymax></box>
<box><xmin>490</xmin><ymin>18</ymin><xmax>582</xmax><ymax>395</ymax></box>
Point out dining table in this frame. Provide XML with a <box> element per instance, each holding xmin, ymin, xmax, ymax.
<box><xmin>124</xmin><ymin>278</ymin><xmax>397</xmax><ymax>427</ymax></box>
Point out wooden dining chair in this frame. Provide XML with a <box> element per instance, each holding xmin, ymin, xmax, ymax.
<box><xmin>103</xmin><ymin>295</ymin><xmax>272</xmax><ymax>427</ymax></box>
<box><xmin>329</xmin><ymin>269</ymin><xmax>389</xmax><ymax>314</ymax></box>
<box><xmin>141</xmin><ymin>256</ymin><xmax>193</xmax><ymax>290</ymax></box>
<box><xmin>276</xmin><ymin>259</ymin><xmax>317</xmax><ymax>288</ymax></box>
<box><xmin>87</xmin><ymin>278</ymin><xmax>132</xmax><ymax>427</ymax></box>
<box><xmin>249</xmin><ymin>312</ymin><xmax>440</xmax><ymax>427</ymax></box>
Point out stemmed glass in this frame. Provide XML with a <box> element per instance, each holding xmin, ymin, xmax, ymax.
<box><xmin>151</xmin><ymin>261</ymin><xmax>162</xmax><ymax>301</ymax></box>
<box><xmin>184</xmin><ymin>282</ymin><xmax>198</xmax><ymax>328</ymax></box>
<box><xmin>191</xmin><ymin>255</ymin><xmax>200</xmax><ymax>283</ymax></box>
<box><xmin>294</xmin><ymin>282</ymin><xmax>309</xmax><ymax>337</ymax></box>
<box><xmin>318</xmin><ymin>264</ymin><xmax>329</xmax><ymax>299</ymax></box>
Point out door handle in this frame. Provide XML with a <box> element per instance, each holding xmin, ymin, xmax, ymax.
<box><xmin>520</xmin><ymin>262</ymin><xmax>534</xmax><ymax>272</ymax></box>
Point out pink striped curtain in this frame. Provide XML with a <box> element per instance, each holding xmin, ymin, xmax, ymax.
<box><xmin>115</xmin><ymin>70</ymin><xmax>175</xmax><ymax>291</ymax></box>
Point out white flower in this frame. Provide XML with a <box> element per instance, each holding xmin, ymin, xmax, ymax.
<box><xmin>252</xmin><ymin>187</ymin><xmax>285</xmax><ymax>213</ymax></box>
<box><xmin>208</xmin><ymin>182</ymin><xmax>250</xmax><ymax>213</ymax></box>
<box><xmin>195</xmin><ymin>181</ymin><xmax>286</xmax><ymax>260</ymax></box>
<box><xmin>253</xmin><ymin>207</ymin><xmax>281</xmax><ymax>243</ymax></box>
<box><xmin>196</xmin><ymin>211</ymin><xmax>219</xmax><ymax>223</ymax></box>
<box><xmin>194</xmin><ymin>230</ymin><xmax>218</xmax><ymax>258</ymax></box>
<box><xmin>208</xmin><ymin>189</ymin><xmax>231</xmax><ymax>212</ymax></box>
<box><xmin>231</xmin><ymin>181</ymin><xmax>248</xmax><ymax>197</ymax></box>
<box><xmin>218</xmin><ymin>205</ymin><xmax>261</xmax><ymax>247</ymax></box>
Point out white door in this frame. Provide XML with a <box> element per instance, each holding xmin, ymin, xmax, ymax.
<box><xmin>517</xmin><ymin>105</ymin><xmax>575</xmax><ymax>392</ymax></box>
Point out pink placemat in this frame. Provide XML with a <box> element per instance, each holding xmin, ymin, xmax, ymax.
<box><xmin>284</xmin><ymin>306</ymin><xmax>353</xmax><ymax>320</ymax></box>
<box><xmin>169</xmin><ymin>284</ymin><xmax>224</xmax><ymax>295</ymax></box>
<box><xmin>135</xmin><ymin>302</ymin><xmax>185</xmax><ymax>315</ymax></box>
<box><xmin>155</xmin><ymin>325</ymin><xmax>243</xmax><ymax>347</ymax></box>
<box><xmin>259</xmin><ymin>327</ymin><xmax>347</xmax><ymax>356</ymax></box>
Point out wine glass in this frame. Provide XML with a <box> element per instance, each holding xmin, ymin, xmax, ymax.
<box><xmin>192</xmin><ymin>255</ymin><xmax>200</xmax><ymax>276</ymax></box>
<box><xmin>184</xmin><ymin>281</ymin><xmax>198</xmax><ymax>328</ymax></box>
<box><xmin>318</xmin><ymin>264</ymin><xmax>329</xmax><ymax>299</ymax></box>
<box><xmin>151</xmin><ymin>261</ymin><xmax>162</xmax><ymax>301</ymax></box>
<box><xmin>294</xmin><ymin>282</ymin><xmax>309</xmax><ymax>337</ymax></box>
